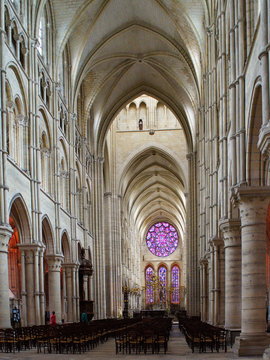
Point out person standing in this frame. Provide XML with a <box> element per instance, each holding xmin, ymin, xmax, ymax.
<box><xmin>50</xmin><ymin>311</ymin><xmax>56</xmax><ymax>325</ymax></box>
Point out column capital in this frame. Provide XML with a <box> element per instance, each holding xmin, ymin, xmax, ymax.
<box><xmin>210</xmin><ymin>235</ymin><xmax>224</xmax><ymax>247</ymax></box>
<box><xmin>17</xmin><ymin>243</ymin><xmax>42</xmax><ymax>253</ymax></box>
<box><xmin>231</xmin><ymin>186</ymin><xmax>270</xmax><ymax>224</ymax></box>
<box><xmin>0</xmin><ymin>225</ymin><xmax>13</xmax><ymax>253</ymax></box>
<box><xmin>62</xmin><ymin>262</ymin><xmax>78</xmax><ymax>270</ymax></box>
<box><xmin>232</xmin><ymin>185</ymin><xmax>270</xmax><ymax>205</ymax></box>
<box><xmin>46</xmin><ymin>254</ymin><xmax>64</xmax><ymax>271</ymax></box>
<box><xmin>220</xmin><ymin>218</ymin><xmax>241</xmax><ymax>248</ymax></box>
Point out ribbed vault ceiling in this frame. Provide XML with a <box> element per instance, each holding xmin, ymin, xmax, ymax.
<box><xmin>46</xmin><ymin>0</ymin><xmax>209</xmax><ymax>150</ymax></box>
<box><xmin>47</xmin><ymin>0</ymin><xmax>208</xmax><ymax>240</ymax></box>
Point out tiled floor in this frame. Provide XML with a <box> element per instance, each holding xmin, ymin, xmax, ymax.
<box><xmin>0</xmin><ymin>324</ymin><xmax>263</xmax><ymax>360</ymax></box>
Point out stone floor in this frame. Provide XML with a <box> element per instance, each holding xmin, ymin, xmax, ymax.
<box><xmin>0</xmin><ymin>324</ymin><xmax>263</xmax><ymax>360</ymax></box>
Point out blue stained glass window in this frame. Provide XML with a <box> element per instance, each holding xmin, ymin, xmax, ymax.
<box><xmin>146</xmin><ymin>222</ymin><xmax>178</xmax><ymax>257</ymax></box>
<box><xmin>145</xmin><ymin>266</ymin><xmax>154</xmax><ymax>304</ymax></box>
<box><xmin>171</xmin><ymin>265</ymin><xmax>180</xmax><ymax>304</ymax></box>
<box><xmin>158</xmin><ymin>266</ymin><xmax>167</xmax><ymax>302</ymax></box>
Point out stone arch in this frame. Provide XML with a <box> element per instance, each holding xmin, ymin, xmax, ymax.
<box><xmin>118</xmin><ymin>144</ymin><xmax>187</xmax><ymax>193</ymax></box>
<box><xmin>41</xmin><ymin>215</ymin><xmax>55</xmax><ymax>255</ymax></box>
<box><xmin>59</xmin><ymin>139</ymin><xmax>69</xmax><ymax>210</ymax></box>
<box><xmin>9</xmin><ymin>194</ymin><xmax>31</xmax><ymax>244</ymax></box>
<box><xmin>61</xmin><ymin>231</ymin><xmax>71</xmax><ymax>263</ymax></box>
<box><xmin>97</xmin><ymin>86</ymin><xmax>194</xmax><ymax>156</ymax></box>
<box><xmin>170</xmin><ymin>263</ymin><xmax>180</xmax><ymax>304</ymax></box>
<box><xmin>246</xmin><ymin>83</ymin><xmax>263</xmax><ymax>186</ymax></box>
<box><xmin>39</xmin><ymin>109</ymin><xmax>52</xmax><ymax>193</ymax></box>
<box><xmin>138</xmin><ymin>101</ymin><xmax>147</xmax><ymax>128</ymax></box>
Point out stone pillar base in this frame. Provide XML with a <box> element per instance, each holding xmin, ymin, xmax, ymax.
<box><xmin>233</xmin><ymin>334</ymin><xmax>270</xmax><ymax>356</ymax></box>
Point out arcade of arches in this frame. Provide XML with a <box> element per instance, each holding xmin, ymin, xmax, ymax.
<box><xmin>1</xmin><ymin>0</ymin><xmax>270</xmax><ymax>357</ymax></box>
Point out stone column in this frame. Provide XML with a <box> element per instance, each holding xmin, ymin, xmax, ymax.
<box><xmin>208</xmin><ymin>244</ymin><xmax>214</xmax><ymax>324</ymax></box>
<box><xmin>212</xmin><ymin>237</ymin><xmax>225</xmax><ymax>326</ymax></box>
<box><xmin>39</xmin><ymin>248</ymin><xmax>45</xmax><ymax>325</ymax></box>
<box><xmin>220</xmin><ymin>219</ymin><xmax>241</xmax><ymax>330</ymax></box>
<box><xmin>20</xmin><ymin>249</ymin><xmax>27</xmax><ymax>327</ymax></box>
<box><xmin>24</xmin><ymin>249</ymin><xmax>35</xmax><ymax>326</ymax></box>
<box><xmin>0</xmin><ymin>226</ymin><xmax>12</xmax><ymax>328</ymax></box>
<box><xmin>233</xmin><ymin>187</ymin><xmax>270</xmax><ymax>356</ymax></box>
<box><xmin>200</xmin><ymin>259</ymin><xmax>208</xmax><ymax>322</ymax></box>
<box><xmin>61</xmin><ymin>266</ymin><xmax>67</xmax><ymax>321</ymax></box>
<box><xmin>46</xmin><ymin>255</ymin><xmax>63</xmax><ymax>324</ymax></box>
<box><xmin>62</xmin><ymin>264</ymin><xmax>74</xmax><ymax>322</ymax></box>
<box><xmin>34</xmin><ymin>248</ymin><xmax>40</xmax><ymax>325</ymax></box>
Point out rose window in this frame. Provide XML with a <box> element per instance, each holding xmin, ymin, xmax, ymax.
<box><xmin>146</xmin><ymin>222</ymin><xmax>178</xmax><ymax>257</ymax></box>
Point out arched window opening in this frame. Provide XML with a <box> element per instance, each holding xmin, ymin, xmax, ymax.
<box><xmin>4</xmin><ymin>8</ymin><xmax>10</xmax><ymax>41</ymax></box>
<box><xmin>19</xmin><ymin>37</ymin><xmax>26</xmax><ymax>69</ymax></box>
<box><xmin>145</xmin><ymin>266</ymin><xmax>154</xmax><ymax>305</ymax></box>
<box><xmin>11</xmin><ymin>23</ymin><xmax>18</xmax><ymax>54</ymax></box>
<box><xmin>46</xmin><ymin>81</ymin><xmax>51</xmax><ymax>109</ymax></box>
<box><xmin>38</xmin><ymin>9</ymin><xmax>47</xmax><ymax>59</ymax></box>
<box><xmin>139</xmin><ymin>102</ymin><xmax>147</xmax><ymax>127</ymax></box>
<box><xmin>76</xmin><ymin>177</ymin><xmax>82</xmax><ymax>222</ymax></box>
<box><xmin>129</xmin><ymin>102</ymin><xmax>136</xmax><ymax>124</ymax></box>
<box><xmin>39</xmin><ymin>73</ymin><xmax>45</xmax><ymax>100</ymax></box>
<box><xmin>158</xmin><ymin>265</ymin><xmax>167</xmax><ymax>304</ymax></box>
<box><xmin>171</xmin><ymin>265</ymin><xmax>180</xmax><ymax>304</ymax></box>
<box><xmin>40</xmin><ymin>131</ymin><xmax>51</xmax><ymax>194</ymax></box>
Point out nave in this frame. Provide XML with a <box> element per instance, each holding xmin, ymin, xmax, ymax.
<box><xmin>0</xmin><ymin>322</ymin><xmax>261</xmax><ymax>360</ymax></box>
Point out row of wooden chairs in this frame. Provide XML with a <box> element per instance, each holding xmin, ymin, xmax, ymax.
<box><xmin>115</xmin><ymin>317</ymin><xmax>172</xmax><ymax>354</ymax></box>
<box><xmin>178</xmin><ymin>316</ymin><xmax>228</xmax><ymax>353</ymax></box>
<box><xmin>0</xmin><ymin>318</ymin><xmax>140</xmax><ymax>354</ymax></box>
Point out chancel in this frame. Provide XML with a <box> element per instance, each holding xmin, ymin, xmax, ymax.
<box><xmin>1</xmin><ymin>0</ymin><xmax>270</xmax><ymax>358</ymax></box>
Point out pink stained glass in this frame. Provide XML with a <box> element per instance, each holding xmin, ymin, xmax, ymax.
<box><xmin>145</xmin><ymin>266</ymin><xmax>154</xmax><ymax>304</ymax></box>
<box><xmin>171</xmin><ymin>265</ymin><xmax>180</xmax><ymax>304</ymax></box>
<box><xmin>146</xmin><ymin>222</ymin><xmax>178</xmax><ymax>257</ymax></box>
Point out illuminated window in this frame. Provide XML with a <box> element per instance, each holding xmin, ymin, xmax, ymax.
<box><xmin>146</xmin><ymin>222</ymin><xmax>178</xmax><ymax>257</ymax></box>
<box><xmin>158</xmin><ymin>266</ymin><xmax>167</xmax><ymax>303</ymax></box>
<box><xmin>145</xmin><ymin>266</ymin><xmax>154</xmax><ymax>304</ymax></box>
<box><xmin>171</xmin><ymin>265</ymin><xmax>180</xmax><ymax>304</ymax></box>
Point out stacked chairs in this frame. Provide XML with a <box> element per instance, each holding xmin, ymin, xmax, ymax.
<box><xmin>178</xmin><ymin>316</ymin><xmax>228</xmax><ymax>353</ymax></box>
<box><xmin>114</xmin><ymin>317</ymin><xmax>171</xmax><ymax>355</ymax></box>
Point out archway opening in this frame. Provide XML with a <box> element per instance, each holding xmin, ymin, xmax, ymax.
<box><xmin>104</xmin><ymin>94</ymin><xmax>188</xmax><ymax>317</ymax></box>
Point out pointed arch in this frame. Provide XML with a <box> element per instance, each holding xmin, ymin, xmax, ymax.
<box><xmin>145</xmin><ymin>264</ymin><xmax>155</xmax><ymax>305</ymax></box>
<box><xmin>9</xmin><ymin>194</ymin><xmax>31</xmax><ymax>244</ymax></box>
<box><xmin>41</xmin><ymin>215</ymin><xmax>55</xmax><ymax>255</ymax></box>
<box><xmin>246</xmin><ymin>82</ymin><xmax>263</xmax><ymax>186</ymax></box>
<box><xmin>171</xmin><ymin>264</ymin><xmax>180</xmax><ymax>304</ymax></box>
<box><xmin>61</xmin><ymin>231</ymin><xmax>71</xmax><ymax>263</ymax></box>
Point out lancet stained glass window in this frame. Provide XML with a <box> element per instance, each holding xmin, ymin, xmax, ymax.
<box><xmin>146</xmin><ymin>222</ymin><xmax>178</xmax><ymax>257</ymax></box>
<box><xmin>158</xmin><ymin>266</ymin><xmax>167</xmax><ymax>303</ymax></box>
<box><xmin>145</xmin><ymin>266</ymin><xmax>154</xmax><ymax>304</ymax></box>
<box><xmin>171</xmin><ymin>265</ymin><xmax>180</xmax><ymax>304</ymax></box>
